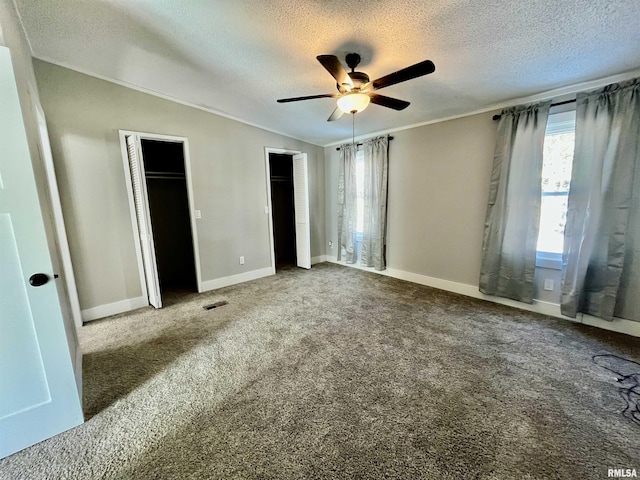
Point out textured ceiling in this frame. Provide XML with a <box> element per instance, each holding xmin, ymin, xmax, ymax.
<box><xmin>15</xmin><ymin>0</ymin><xmax>640</xmax><ymax>146</ymax></box>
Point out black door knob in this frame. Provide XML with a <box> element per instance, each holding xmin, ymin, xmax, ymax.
<box><xmin>29</xmin><ymin>273</ymin><xmax>50</xmax><ymax>287</ymax></box>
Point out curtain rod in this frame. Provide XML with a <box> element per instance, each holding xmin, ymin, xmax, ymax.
<box><xmin>335</xmin><ymin>136</ymin><xmax>394</xmax><ymax>151</ymax></box>
<box><xmin>492</xmin><ymin>99</ymin><xmax>576</xmax><ymax>121</ymax></box>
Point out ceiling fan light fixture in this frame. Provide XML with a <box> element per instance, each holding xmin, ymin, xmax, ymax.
<box><xmin>337</xmin><ymin>92</ymin><xmax>370</xmax><ymax>114</ymax></box>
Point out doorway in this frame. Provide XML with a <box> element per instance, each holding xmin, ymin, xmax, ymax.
<box><xmin>269</xmin><ymin>153</ymin><xmax>297</xmax><ymax>269</ymax></box>
<box><xmin>264</xmin><ymin>148</ymin><xmax>311</xmax><ymax>272</ymax></box>
<box><xmin>142</xmin><ymin>140</ymin><xmax>197</xmax><ymax>298</ymax></box>
<box><xmin>120</xmin><ymin>132</ymin><xmax>201</xmax><ymax>309</ymax></box>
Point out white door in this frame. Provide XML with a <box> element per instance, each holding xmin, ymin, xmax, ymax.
<box><xmin>292</xmin><ymin>153</ymin><xmax>311</xmax><ymax>269</ymax></box>
<box><xmin>0</xmin><ymin>46</ymin><xmax>83</xmax><ymax>459</ymax></box>
<box><xmin>124</xmin><ymin>135</ymin><xmax>162</xmax><ymax>308</ymax></box>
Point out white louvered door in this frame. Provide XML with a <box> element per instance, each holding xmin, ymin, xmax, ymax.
<box><xmin>125</xmin><ymin>135</ymin><xmax>162</xmax><ymax>308</ymax></box>
<box><xmin>292</xmin><ymin>153</ymin><xmax>311</xmax><ymax>269</ymax></box>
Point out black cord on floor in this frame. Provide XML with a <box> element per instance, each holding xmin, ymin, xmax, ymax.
<box><xmin>592</xmin><ymin>353</ymin><xmax>640</xmax><ymax>427</ymax></box>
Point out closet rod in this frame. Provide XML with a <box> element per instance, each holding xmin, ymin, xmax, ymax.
<box><xmin>146</xmin><ymin>175</ymin><xmax>186</xmax><ymax>180</ymax></box>
<box><xmin>492</xmin><ymin>99</ymin><xmax>576</xmax><ymax>121</ymax></box>
<box><xmin>145</xmin><ymin>171</ymin><xmax>184</xmax><ymax>175</ymax></box>
<box><xmin>335</xmin><ymin>136</ymin><xmax>394</xmax><ymax>151</ymax></box>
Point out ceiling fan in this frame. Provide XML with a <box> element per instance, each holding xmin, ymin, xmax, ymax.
<box><xmin>277</xmin><ymin>53</ymin><xmax>435</xmax><ymax>121</ymax></box>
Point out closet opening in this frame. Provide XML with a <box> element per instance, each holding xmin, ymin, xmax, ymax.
<box><xmin>269</xmin><ymin>153</ymin><xmax>297</xmax><ymax>270</ymax></box>
<box><xmin>121</xmin><ymin>131</ymin><xmax>201</xmax><ymax>309</ymax></box>
<box><xmin>142</xmin><ymin>139</ymin><xmax>197</xmax><ymax>300</ymax></box>
<box><xmin>264</xmin><ymin>148</ymin><xmax>311</xmax><ymax>273</ymax></box>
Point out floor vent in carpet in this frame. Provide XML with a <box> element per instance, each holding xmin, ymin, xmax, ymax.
<box><xmin>203</xmin><ymin>301</ymin><xmax>228</xmax><ymax>310</ymax></box>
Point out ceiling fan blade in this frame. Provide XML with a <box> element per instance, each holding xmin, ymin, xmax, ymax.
<box><xmin>277</xmin><ymin>93</ymin><xmax>338</xmax><ymax>103</ymax></box>
<box><xmin>327</xmin><ymin>107</ymin><xmax>344</xmax><ymax>122</ymax></box>
<box><xmin>369</xmin><ymin>94</ymin><xmax>410</xmax><ymax>110</ymax></box>
<box><xmin>317</xmin><ymin>55</ymin><xmax>354</xmax><ymax>88</ymax></box>
<box><xmin>371</xmin><ymin>60</ymin><xmax>435</xmax><ymax>90</ymax></box>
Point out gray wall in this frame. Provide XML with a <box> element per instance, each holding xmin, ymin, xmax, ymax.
<box><xmin>324</xmin><ymin>112</ymin><xmax>565</xmax><ymax>304</ymax></box>
<box><xmin>34</xmin><ymin>60</ymin><xmax>325</xmax><ymax>311</ymax></box>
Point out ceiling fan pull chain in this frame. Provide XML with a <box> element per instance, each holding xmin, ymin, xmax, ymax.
<box><xmin>352</xmin><ymin>112</ymin><xmax>355</xmax><ymax>145</ymax></box>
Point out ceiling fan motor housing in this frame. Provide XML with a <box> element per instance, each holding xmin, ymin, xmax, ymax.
<box><xmin>349</xmin><ymin>71</ymin><xmax>370</xmax><ymax>86</ymax></box>
<box><xmin>338</xmin><ymin>71</ymin><xmax>370</xmax><ymax>92</ymax></box>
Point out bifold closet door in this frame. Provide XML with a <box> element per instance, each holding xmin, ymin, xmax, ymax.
<box><xmin>125</xmin><ymin>135</ymin><xmax>162</xmax><ymax>308</ymax></box>
<box><xmin>292</xmin><ymin>153</ymin><xmax>311</xmax><ymax>269</ymax></box>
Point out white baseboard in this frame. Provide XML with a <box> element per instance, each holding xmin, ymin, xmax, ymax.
<box><xmin>580</xmin><ymin>314</ymin><xmax>640</xmax><ymax>337</ymax></box>
<box><xmin>311</xmin><ymin>255</ymin><xmax>327</xmax><ymax>265</ymax></box>
<box><xmin>81</xmin><ymin>295</ymin><xmax>148</xmax><ymax>322</ymax></box>
<box><xmin>325</xmin><ymin>256</ymin><xmax>640</xmax><ymax>337</ymax></box>
<box><xmin>80</xmin><ymin>267</ymin><xmax>274</xmax><ymax>321</ymax></box>
<box><xmin>200</xmin><ymin>267</ymin><xmax>273</xmax><ymax>292</ymax></box>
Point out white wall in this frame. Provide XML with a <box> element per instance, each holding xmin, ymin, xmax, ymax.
<box><xmin>34</xmin><ymin>60</ymin><xmax>325</xmax><ymax>314</ymax></box>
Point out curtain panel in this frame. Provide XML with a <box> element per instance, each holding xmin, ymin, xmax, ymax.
<box><xmin>337</xmin><ymin>143</ymin><xmax>358</xmax><ymax>263</ymax></box>
<box><xmin>361</xmin><ymin>136</ymin><xmax>389</xmax><ymax>270</ymax></box>
<box><xmin>561</xmin><ymin>78</ymin><xmax>640</xmax><ymax>320</ymax></box>
<box><xmin>479</xmin><ymin>101</ymin><xmax>551</xmax><ymax>303</ymax></box>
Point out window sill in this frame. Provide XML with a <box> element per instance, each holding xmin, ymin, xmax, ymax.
<box><xmin>536</xmin><ymin>251</ymin><xmax>562</xmax><ymax>270</ymax></box>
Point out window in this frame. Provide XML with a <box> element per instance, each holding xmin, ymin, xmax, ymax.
<box><xmin>536</xmin><ymin>110</ymin><xmax>575</xmax><ymax>268</ymax></box>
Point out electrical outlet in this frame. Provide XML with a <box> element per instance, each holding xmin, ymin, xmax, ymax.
<box><xmin>239</xmin><ymin>256</ymin><xmax>245</xmax><ymax>265</ymax></box>
<box><xmin>544</xmin><ymin>279</ymin><xmax>554</xmax><ymax>291</ymax></box>
<box><xmin>329</xmin><ymin>241</ymin><xmax>333</xmax><ymax>249</ymax></box>
<box><xmin>194</xmin><ymin>210</ymin><xmax>201</xmax><ymax>219</ymax></box>
<box><xmin>264</xmin><ymin>206</ymin><xmax>269</xmax><ymax>214</ymax></box>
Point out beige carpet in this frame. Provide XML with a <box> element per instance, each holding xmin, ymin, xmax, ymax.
<box><xmin>1</xmin><ymin>263</ymin><xmax>639</xmax><ymax>479</ymax></box>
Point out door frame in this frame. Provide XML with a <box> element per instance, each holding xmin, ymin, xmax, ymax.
<box><xmin>119</xmin><ymin>130</ymin><xmax>203</xmax><ymax>305</ymax></box>
<box><xmin>264</xmin><ymin>147</ymin><xmax>307</xmax><ymax>274</ymax></box>
<box><xmin>32</xmin><ymin>100</ymin><xmax>84</xmax><ymax>329</ymax></box>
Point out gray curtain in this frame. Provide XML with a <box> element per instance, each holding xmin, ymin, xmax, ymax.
<box><xmin>337</xmin><ymin>143</ymin><xmax>358</xmax><ymax>263</ymax></box>
<box><xmin>561</xmin><ymin>78</ymin><xmax>640</xmax><ymax>320</ymax></box>
<box><xmin>479</xmin><ymin>101</ymin><xmax>551</xmax><ymax>303</ymax></box>
<box><xmin>361</xmin><ymin>136</ymin><xmax>389</xmax><ymax>270</ymax></box>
